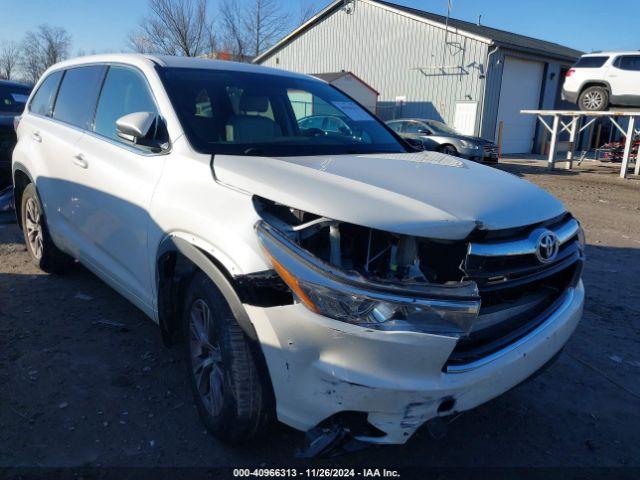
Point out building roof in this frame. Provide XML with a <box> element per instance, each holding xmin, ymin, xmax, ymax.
<box><xmin>312</xmin><ymin>71</ymin><xmax>351</xmax><ymax>83</ymax></box>
<box><xmin>374</xmin><ymin>0</ymin><xmax>582</xmax><ymax>61</ymax></box>
<box><xmin>311</xmin><ymin>71</ymin><xmax>380</xmax><ymax>94</ymax></box>
<box><xmin>255</xmin><ymin>0</ymin><xmax>583</xmax><ymax>64</ymax></box>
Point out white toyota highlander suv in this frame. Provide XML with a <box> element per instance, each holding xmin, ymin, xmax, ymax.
<box><xmin>562</xmin><ymin>51</ymin><xmax>640</xmax><ymax>111</ymax></box>
<box><xmin>12</xmin><ymin>54</ymin><xmax>585</xmax><ymax>447</ymax></box>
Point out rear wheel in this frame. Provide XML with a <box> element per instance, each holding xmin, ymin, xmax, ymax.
<box><xmin>578</xmin><ymin>86</ymin><xmax>609</xmax><ymax>111</ymax></box>
<box><xmin>183</xmin><ymin>272</ymin><xmax>272</xmax><ymax>443</ymax></box>
<box><xmin>20</xmin><ymin>183</ymin><xmax>74</xmax><ymax>273</ymax></box>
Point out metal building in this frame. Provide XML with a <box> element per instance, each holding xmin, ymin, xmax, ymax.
<box><xmin>312</xmin><ymin>71</ymin><xmax>379</xmax><ymax>113</ymax></box>
<box><xmin>254</xmin><ymin>0</ymin><xmax>582</xmax><ymax>154</ymax></box>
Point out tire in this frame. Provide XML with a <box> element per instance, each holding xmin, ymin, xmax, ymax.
<box><xmin>20</xmin><ymin>183</ymin><xmax>74</xmax><ymax>273</ymax></box>
<box><xmin>578</xmin><ymin>86</ymin><xmax>609</xmax><ymax>111</ymax></box>
<box><xmin>183</xmin><ymin>271</ymin><xmax>272</xmax><ymax>444</ymax></box>
<box><xmin>439</xmin><ymin>144</ymin><xmax>458</xmax><ymax>156</ymax></box>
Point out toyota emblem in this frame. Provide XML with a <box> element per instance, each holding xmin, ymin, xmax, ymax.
<box><xmin>535</xmin><ymin>230</ymin><xmax>560</xmax><ymax>263</ymax></box>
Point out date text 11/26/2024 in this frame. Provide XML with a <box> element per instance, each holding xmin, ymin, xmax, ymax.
<box><xmin>233</xmin><ymin>468</ymin><xmax>401</xmax><ymax>478</ymax></box>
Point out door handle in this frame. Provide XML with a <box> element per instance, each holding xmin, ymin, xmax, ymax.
<box><xmin>72</xmin><ymin>153</ymin><xmax>88</xmax><ymax>169</ymax></box>
<box><xmin>31</xmin><ymin>132</ymin><xmax>42</xmax><ymax>143</ymax></box>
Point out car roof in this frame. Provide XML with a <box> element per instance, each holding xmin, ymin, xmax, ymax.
<box><xmin>581</xmin><ymin>51</ymin><xmax>640</xmax><ymax>57</ymax></box>
<box><xmin>46</xmin><ymin>53</ymin><xmax>317</xmax><ymax>81</ymax></box>
<box><xmin>0</xmin><ymin>79</ymin><xmax>32</xmax><ymax>89</ymax></box>
<box><xmin>387</xmin><ymin>118</ymin><xmax>437</xmax><ymax>123</ymax></box>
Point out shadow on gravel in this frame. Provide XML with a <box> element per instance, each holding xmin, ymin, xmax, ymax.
<box><xmin>495</xmin><ymin>162</ymin><xmax>581</xmax><ymax>178</ymax></box>
<box><xmin>496</xmin><ymin>159</ymin><xmax>640</xmax><ymax>181</ymax></box>
<box><xmin>1</xmin><ymin>244</ymin><xmax>639</xmax><ymax>467</ymax></box>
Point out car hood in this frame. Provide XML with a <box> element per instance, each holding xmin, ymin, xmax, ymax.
<box><xmin>214</xmin><ymin>151</ymin><xmax>566</xmax><ymax>239</ymax></box>
<box><xmin>433</xmin><ymin>133</ymin><xmax>491</xmax><ymax>144</ymax></box>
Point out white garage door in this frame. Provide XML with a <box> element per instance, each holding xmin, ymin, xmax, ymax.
<box><xmin>496</xmin><ymin>56</ymin><xmax>544</xmax><ymax>154</ymax></box>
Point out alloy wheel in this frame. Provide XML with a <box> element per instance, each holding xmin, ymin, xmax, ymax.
<box><xmin>188</xmin><ymin>298</ymin><xmax>225</xmax><ymax>416</ymax></box>
<box><xmin>442</xmin><ymin>145</ymin><xmax>457</xmax><ymax>156</ymax></box>
<box><xmin>582</xmin><ymin>91</ymin><xmax>603</xmax><ymax>110</ymax></box>
<box><xmin>25</xmin><ymin>197</ymin><xmax>44</xmax><ymax>259</ymax></box>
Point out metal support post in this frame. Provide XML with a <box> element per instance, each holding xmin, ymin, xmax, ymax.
<box><xmin>620</xmin><ymin>116</ymin><xmax>636</xmax><ymax>178</ymax></box>
<box><xmin>565</xmin><ymin>116</ymin><xmax>579</xmax><ymax>170</ymax></box>
<box><xmin>548</xmin><ymin>115</ymin><xmax>560</xmax><ymax>170</ymax></box>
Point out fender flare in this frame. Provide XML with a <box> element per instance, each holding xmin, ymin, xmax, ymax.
<box><xmin>11</xmin><ymin>163</ymin><xmax>36</xmax><ymax>229</ymax></box>
<box><xmin>579</xmin><ymin>79</ymin><xmax>612</xmax><ymax>96</ymax></box>
<box><xmin>12</xmin><ymin>161</ymin><xmax>34</xmax><ymax>184</ymax></box>
<box><xmin>157</xmin><ymin>235</ymin><xmax>258</xmax><ymax>342</ymax></box>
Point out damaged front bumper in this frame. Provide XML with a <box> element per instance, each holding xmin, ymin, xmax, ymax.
<box><xmin>249</xmin><ymin>219</ymin><xmax>585</xmax><ymax>444</ymax></box>
<box><xmin>247</xmin><ymin>281</ymin><xmax>584</xmax><ymax>444</ymax></box>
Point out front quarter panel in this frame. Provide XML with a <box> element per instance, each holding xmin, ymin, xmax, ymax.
<box><xmin>149</xmin><ymin>138</ymin><xmax>271</xmax><ymax>292</ymax></box>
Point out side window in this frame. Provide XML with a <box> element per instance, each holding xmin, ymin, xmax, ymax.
<box><xmin>93</xmin><ymin>66</ymin><xmax>157</xmax><ymax>143</ymax></box>
<box><xmin>574</xmin><ymin>56</ymin><xmax>609</xmax><ymax>68</ymax></box>
<box><xmin>388</xmin><ymin>122</ymin><xmax>402</xmax><ymax>133</ymax></box>
<box><xmin>53</xmin><ymin>66</ymin><xmax>105</xmax><ymax>129</ymax></box>
<box><xmin>286</xmin><ymin>89</ymin><xmax>345</xmax><ymax>120</ymax></box>
<box><xmin>404</xmin><ymin>121</ymin><xmax>422</xmax><ymax>134</ymax></box>
<box><xmin>29</xmin><ymin>71</ymin><xmax>63</xmax><ymax>117</ymax></box>
<box><xmin>299</xmin><ymin>116</ymin><xmax>324</xmax><ymax>130</ymax></box>
<box><xmin>617</xmin><ymin>56</ymin><xmax>640</xmax><ymax>71</ymax></box>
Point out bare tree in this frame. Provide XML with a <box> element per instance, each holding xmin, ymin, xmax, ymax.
<box><xmin>20</xmin><ymin>25</ymin><xmax>71</xmax><ymax>84</ymax></box>
<box><xmin>220</xmin><ymin>0</ymin><xmax>247</xmax><ymax>58</ymax></box>
<box><xmin>220</xmin><ymin>0</ymin><xmax>290</xmax><ymax>60</ymax></box>
<box><xmin>0</xmin><ymin>40</ymin><xmax>20</xmax><ymax>80</ymax></box>
<box><xmin>299</xmin><ymin>1</ymin><xmax>319</xmax><ymax>24</ymax></box>
<box><xmin>242</xmin><ymin>0</ymin><xmax>290</xmax><ymax>58</ymax></box>
<box><xmin>130</xmin><ymin>0</ymin><xmax>213</xmax><ymax>56</ymax></box>
<box><xmin>128</xmin><ymin>33</ymin><xmax>155</xmax><ymax>54</ymax></box>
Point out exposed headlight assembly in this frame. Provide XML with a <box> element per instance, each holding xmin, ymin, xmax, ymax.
<box><xmin>256</xmin><ymin>220</ymin><xmax>481</xmax><ymax>336</ymax></box>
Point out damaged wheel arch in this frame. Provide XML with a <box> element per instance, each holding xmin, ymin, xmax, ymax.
<box><xmin>155</xmin><ymin>235</ymin><xmax>261</xmax><ymax>344</ymax></box>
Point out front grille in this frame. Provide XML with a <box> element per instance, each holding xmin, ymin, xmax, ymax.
<box><xmin>482</xmin><ymin>144</ymin><xmax>498</xmax><ymax>156</ymax></box>
<box><xmin>445</xmin><ymin>215</ymin><xmax>583</xmax><ymax>368</ymax></box>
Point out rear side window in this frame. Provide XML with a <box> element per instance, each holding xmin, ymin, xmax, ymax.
<box><xmin>53</xmin><ymin>66</ymin><xmax>105</xmax><ymax>129</ymax></box>
<box><xmin>93</xmin><ymin>66</ymin><xmax>157</xmax><ymax>142</ymax></box>
<box><xmin>574</xmin><ymin>56</ymin><xmax>608</xmax><ymax>68</ymax></box>
<box><xmin>615</xmin><ymin>55</ymin><xmax>640</xmax><ymax>71</ymax></box>
<box><xmin>29</xmin><ymin>71</ymin><xmax>63</xmax><ymax>117</ymax></box>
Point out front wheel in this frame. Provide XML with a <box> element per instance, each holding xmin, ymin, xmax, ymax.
<box><xmin>578</xmin><ymin>86</ymin><xmax>609</xmax><ymax>111</ymax></box>
<box><xmin>20</xmin><ymin>183</ymin><xmax>74</xmax><ymax>273</ymax></box>
<box><xmin>439</xmin><ymin>144</ymin><xmax>458</xmax><ymax>156</ymax></box>
<box><xmin>183</xmin><ymin>272</ymin><xmax>272</xmax><ymax>444</ymax></box>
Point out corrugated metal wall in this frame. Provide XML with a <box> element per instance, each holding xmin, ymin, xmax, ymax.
<box><xmin>259</xmin><ymin>1</ymin><xmax>491</xmax><ymax>134</ymax></box>
<box><xmin>481</xmin><ymin>48</ymin><xmax>573</xmax><ymax>148</ymax></box>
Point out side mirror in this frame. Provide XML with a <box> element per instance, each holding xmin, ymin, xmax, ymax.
<box><xmin>418</xmin><ymin>129</ymin><xmax>430</xmax><ymax>135</ymax></box>
<box><xmin>116</xmin><ymin>112</ymin><xmax>169</xmax><ymax>152</ymax></box>
<box><xmin>404</xmin><ymin>137</ymin><xmax>424</xmax><ymax>150</ymax></box>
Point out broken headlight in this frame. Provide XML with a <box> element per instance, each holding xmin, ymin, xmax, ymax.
<box><xmin>256</xmin><ymin>220</ymin><xmax>481</xmax><ymax>335</ymax></box>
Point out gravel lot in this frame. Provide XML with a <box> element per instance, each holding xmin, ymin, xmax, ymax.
<box><xmin>0</xmin><ymin>159</ymin><xmax>639</xmax><ymax>471</ymax></box>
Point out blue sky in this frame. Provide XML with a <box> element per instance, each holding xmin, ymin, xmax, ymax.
<box><xmin>1</xmin><ymin>0</ymin><xmax>638</xmax><ymax>54</ymax></box>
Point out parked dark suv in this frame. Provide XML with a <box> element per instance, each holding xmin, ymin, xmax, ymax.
<box><xmin>1</xmin><ymin>80</ymin><xmax>31</xmax><ymax>189</ymax></box>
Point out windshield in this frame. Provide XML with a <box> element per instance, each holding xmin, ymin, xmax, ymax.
<box><xmin>159</xmin><ymin>68</ymin><xmax>407</xmax><ymax>156</ymax></box>
<box><xmin>425</xmin><ymin>120</ymin><xmax>459</xmax><ymax>136</ymax></box>
<box><xmin>0</xmin><ymin>84</ymin><xmax>31</xmax><ymax>115</ymax></box>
